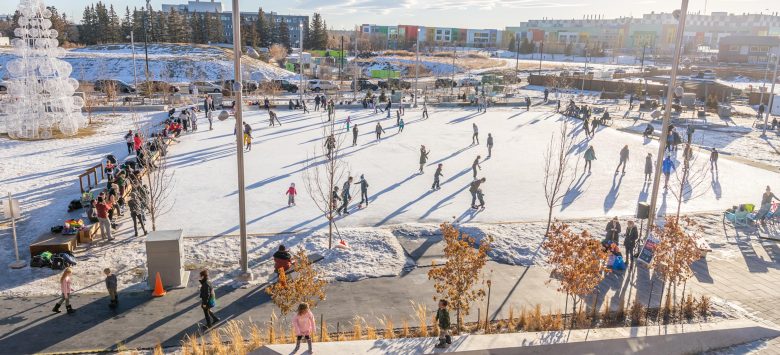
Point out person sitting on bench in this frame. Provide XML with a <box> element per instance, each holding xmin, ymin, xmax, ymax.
<box><xmin>273</xmin><ymin>245</ymin><xmax>295</xmax><ymax>273</ymax></box>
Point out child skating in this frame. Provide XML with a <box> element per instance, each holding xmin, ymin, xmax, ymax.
<box><xmin>292</xmin><ymin>303</ymin><xmax>315</xmax><ymax>353</ymax></box>
<box><xmin>286</xmin><ymin>183</ymin><xmax>297</xmax><ymax>206</ymax></box>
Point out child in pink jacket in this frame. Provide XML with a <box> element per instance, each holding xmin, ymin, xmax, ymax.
<box><xmin>293</xmin><ymin>302</ymin><xmax>315</xmax><ymax>353</ymax></box>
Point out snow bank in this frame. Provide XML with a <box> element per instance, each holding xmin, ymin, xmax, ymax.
<box><xmin>0</xmin><ymin>43</ymin><xmax>296</xmax><ymax>84</ymax></box>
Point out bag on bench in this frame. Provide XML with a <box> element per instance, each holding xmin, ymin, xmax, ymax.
<box><xmin>50</xmin><ymin>256</ymin><xmax>65</xmax><ymax>270</ymax></box>
<box><xmin>58</xmin><ymin>253</ymin><xmax>77</xmax><ymax>266</ymax></box>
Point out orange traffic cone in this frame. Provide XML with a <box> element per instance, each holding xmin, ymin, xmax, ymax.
<box><xmin>152</xmin><ymin>272</ymin><xmax>166</xmax><ymax>297</ymax></box>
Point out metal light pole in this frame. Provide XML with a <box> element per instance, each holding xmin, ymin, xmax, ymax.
<box><xmin>451</xmin><ymin>46</ymin><xmax>456</xmax><ymax>95</ymax></box>
<box><xmin>538</xmin><ymin>42</ymin><xmax>543</xmax><ymax>75</ymax></box>
<box><xmin>128</xmin><ymin>32</ymin><xmax>139</xmax><ymax>97</ymax></box>
<box><xmin>414</xmin><ymin>28</ymin><xmax>420</xmax><ymax>108</ymax></box>
<box><xmin>640</xmin><ymin>44</ymin><xmax>647</xmax><ymax>73</ymax></box>
<box><xmin>299</xmin><ymin>23</ymin><xmax>304</xmax><ymax>104</ymax></box>
<box><xmin>231</xmin><ymin>0</ymin><xmax>251</xmax><ymax>280</ymax></box>
<box><xmin>581</xmin><ymin>50</ymin><xmax>588</xmax><ymax>93</ymax></box>
<box><xmin>142</xmin><ymin>8</ymin><xmax>151</xmax><ymax>86</ymax></box>
<box><xmin>758</xmin><ymin>54</ymin><xmax>771</xmax><ymax>114</ymax></box>
<box><xmin>646</xmin><ymin>0</ymin><xmax>690</xmax><ymax>237</ymax></box>
<box><xmin>763</xmin><ymin>53</ymin><xmax>779</xmax><ymax>136</ymax></box>
<box><xmin>515</xmin><ymin>36</ymin><xmax>520</xmax><ymax>81</ymax></box>
<box><xmin>339</xmin><ymin>36</ymin><xmax>344</xmax><ymax>86</ymax></box>
<box><xmin>354</xmin><ymin>27</ymin><xmax>358</xmax><ymax>101</ymax></box>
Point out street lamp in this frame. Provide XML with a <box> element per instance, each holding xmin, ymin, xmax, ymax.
<box><xmin>414</xmin><ymin>27</ymin><xmax>420</xmax><ymax>108</ymax></box>
<box><xmin>231</xmin><ymin>0</ymin><xmax>251</xmax><ymax>280</ymax></box>
<box><xmin>127</xmin><ymin>32</ymin><xmax>139</xmax><ymax>97</ymax></box>
<box><xmin>299</xmin><ymin>22</ymin><xmax>304</xmax><ymax>104</ymax></box>
<box><xmin>763</xmin><ymin>53</ymin><xmax>779</xmax><ymax>136</ymax></box>
<box><xmin>538</xmin><ymin>42</ymin><xmax>543</xmax><ymax>76</ymax></box>
<box><xmin>646</xmin><ymin>1</ymin><xmax>690</xmax><ymax>237</ymax></box>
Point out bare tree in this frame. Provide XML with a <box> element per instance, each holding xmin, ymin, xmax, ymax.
<box><xmin>302</xmin><ymin>118</ymin><xmax>349</xmax><ymax>249</ymax></box>
<box><xmin>542</xmin><ymin>120</ymin><xmax>579</xmax><ymax>236</ymax></box>
<box><xmin>667</xmin><ymin>142</ymin><xmax>710</xmax><ymax>221</ymax></box>
<box><xmin>130</xmin><ymin>112</ymin><xmax>175</xmax><ymax>231</ymax></box>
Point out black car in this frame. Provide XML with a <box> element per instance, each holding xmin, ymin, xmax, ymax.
<box><xmin>94</xmin><ymin>79</ymin><xmax>136</xmax><ymax>94</ymax></box>
<box><xmin>137</xmin><ymin>81</ymin><xmax>179</xmax><ymax>93</ymax></box>
<box><xmin>435</xmin><ymin>78</ymin><xmax>457</xmax><ymax>89</ymax></box>
<box><xmin>272</xmin><ymin>79</ymin><xmax>299</xmax><ymax>93</ymax></box>
<box><xmin>378</xmin><ymin>78</ymin><xmax>411</xmax><ymax>90</ymax></box>
<box><xmin>351</xmin><ymin>79</ymin><xmax>379</xmax><ymax>91</ymax></box>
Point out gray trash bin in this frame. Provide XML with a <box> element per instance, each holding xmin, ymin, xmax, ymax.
<box><xmin>145</xmin><ymin>229</ymin><xmax>188</xmax><ymax>289</ymax></box>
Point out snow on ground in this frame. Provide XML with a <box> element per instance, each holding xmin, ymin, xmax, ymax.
<box><xmin>0</xmin><ymin>43</ymin><xmax>296</xmax><ymax>83</ymax></box>
<box><xmin>2</xmin><ymin>101</ymin><xmax>778</xmax><ymax>296</ymax></box>
<box><xmin>160</xmin><ymin>107</ymin><xmax>780</xmax><ymax>237</ymax></box>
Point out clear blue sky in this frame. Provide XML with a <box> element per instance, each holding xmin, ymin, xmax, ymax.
<box><xmin>0</xmin><ymin>0</ymin><xmax>776</xmax><ymax>30</ymax></box>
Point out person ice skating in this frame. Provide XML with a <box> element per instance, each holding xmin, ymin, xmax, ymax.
<box><xmin>207</xmin><ymin>109</ymin><xmax>213</xmax><ymax>130</ymax></box>
<box><xmin>398</xmin><ymin>117</ymin><xmax>405</xmax><ymax>132</ymax></box>
<box><xmin>331</xmin><ymin>186</ymin><xmax>340</xmax><ymax>211</ymax></box>
<box><xmin>289</xmin><ymin>99</ymin><xmax>295</xmax><ymax>110</ymax></box>
<box><xmin>469</xmin><ymin>177</ymin><xmax>486</xmax><ymax>209</ymax></box>
<box><xmin>432</xmin><ymin>164</ymin><xmax>443</xmax><ymax>190</ymax></box>
<box><xmin>584</xmin><ymin>145</ymin><xmax>596</xmax><ymax>174</ymax></box>
<box><xmin>52</xmin><ymin>267</ymin><xmax>75</xmax><ymax>314</ymax></box>
<box><xmin>710</xmin><ymin>148</ymin><xmax>719</xmax><ymax>173</ymax></box>
<box><xmin>662</xmin><ymin>155</ymin><xmax>675</xmax><ymax>189</ymax></box>
<box><xmin>273</xmin><ymin>245</ymin><xmax>294</xmax><ymax>273</ymax></box>
<box><xmin>686</xmin><ymin>125</ymin><xmax>695</xmax><ymax>143</ymax></box>
<box><xmin>124</xmin><ymin>130</ymin><xmax>134</xmax><ymax>155</ymax></box>
<box><xmin>286</xmin><ymin>183</ymin><xmax>297</xmax><ymax>206</ymax></box>
<box><xmin>244</xmin><ymin>130</ymin><xmax>252</xmax><ymax>152</ymax></box>
<box><xmin>199</xmin><ymin>269</ymin><xmax>220</xmax><ymax>328</ymax></box>
<box><xmin>314</xmin><ymin>95</ymin><xmax>321</xmax><ymax>111</ymax></box>
<box><xmin>525</xmin><ymin>96</ymin><xmax>531</xmax><ymax>111</ymax></box>
<box><xmin>292</xmin><ymin>303</ymin><xmax>316</xmax><ymax>354</ymax></box>
<box><xmin>583</xmin><ymin>117</ymin><xmax>591</xmax><ymax>138</ymax></box>
<box><xmin>556</xmin><ymin>100</ymin><xmax>561</xmax><ymax>112</ymax></box>
<box><xmin>419</xmin><ymin>145</ymin><xmax>430</xmax><ymax>174</ymax></box>
<box><xmin>472</xmin><ymin>156</ymin><xmax>482</xmax><ymax>179</ymax></box>
<box><xmin>375</xmin><ymin>122</ymin><xmax>386</xmax><ymax>141</ymax></box>
<box><xmin>324</xmin><ymin>134</ymin><xmax>336</xmax><ymax>159</ymax></box>
<box><xmin>486</xmin><ymin>133</ymin><xmax>494</xmax><ymax>158</ymax></box>
<box><xmin>616</xmin><ymin>145</ymin><xmax>629</xmax><ymax>174</ymax></box>
<box><xmin>544</xmin><ymin>88</ymin><xmax>549</xmax><ymax>102</ymax></box>
<box><xmin>606</xmin><ymin>217</ymin><xmax>621</xmax><ymax>244</ymax></box>
<box><xmin>624</xmin><ymin>220</ymin><xmax>638</xmax><ymax>267</ymax></box>
<box><xmin>338</xmin><ymin>177</ymin><xmax>354</xmax><ymax>215</ymax></box>
<box><xmin>352</xmin><ymin>124</ymin><xmax>359</xmax><ymax>146</ymax></box>
<box><xmin>472</xmin><ymin>123</ymin><xmax>479</xmax><ymax>145</ymax></box>
<box><xmin>590</xmin><ymin>117</ymin><xmax>598</xmax><ymax>137</ymax></box>
<box><xmin>758</xmin><ymin>104</ymin><xmax>765</xmax><ymax>120</ymax></box>
<box><xmin>385</xmin><ymin>100</ymin><xmax>392</xmax><ymax>118</ymax></box>
<box><xmin>643</xmin><ymin>124</ymin><xmax>654</xmax><ymax>138</ymax></box>
<box><xmin>355</xmin><ymin>174</ymin><xmax>369</xmax><ymax>208</ymax></box>
<box><xmin>133</xmin><ymin>133</ymin><xmax>143</xmax><ymax>156</ymax></box>
<box><xmin>127</xmin><ymin>194</ymin><xmax>147</xmax><ymax>237</ymax></box>
<box><xmin>104</xmin><ymin>268</ymin><xmax>118</xmax><ymax>309</ymax></box>
<box><xmin>422</xmin><ymin>101</ymin><xmax>429</xmax><ymax>119</ymax></box>
<box><xmin>345</xmin><ymin>116</ymin><xmax>351</xmax><ymax>131</ymax></box>
<box><xmin>644</xmin><ymin>153</ymin><xmax>653</xmax><ymax>181</ymax></box>
<box><xmin>96</xmin><ymin>196</ymin><xmax>113</xmax><ymax>240</ymax></box>
<box><xmin>435</xmin><ymin>299</ymin><xmax>452</xmax><ymax>348</ymax></box>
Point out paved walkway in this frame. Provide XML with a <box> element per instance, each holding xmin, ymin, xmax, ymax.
<box><xmin>2</xmin><ymin>222</ymin><xmax>780</xmax><ymax>353</ymax></box>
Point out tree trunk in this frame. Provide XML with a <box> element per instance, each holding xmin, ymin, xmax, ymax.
<box><xmin>457</xmin><ymin>307</ymin><xmax>461</xmax><ymax>334</ymax></box>
<box><xmin>145</xmin><ymin>172</ymin><xmax>157</xmax><ymax>231</ymax></box>
<box><xmin>563</xmin><ymin>292</ymin><xmax>569</xmax><ymax>330</ymax></box>
<box><xmin>645</xmin><ymin>277</ymin><xmax>655</xmax><ymax>326</ymax></box>
<box><xmin>545</xmin><ymin>207</ymin><xmax>554</xmax><ymax>238</ymax></box>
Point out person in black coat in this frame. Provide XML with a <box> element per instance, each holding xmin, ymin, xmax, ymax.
<box><xmin>606</xmin><ymin>217</ymin><xmax>621</xmax><ymax>244</ymax></box>
<box><xmin>199</xmin><ymin>270</ymin><xmax>219</xmax><ymax>327</ymax></box>
<box><xmin>624</xmin><ymin>220</ymin><xmax>639</xmax><ymax>267</ymax></box>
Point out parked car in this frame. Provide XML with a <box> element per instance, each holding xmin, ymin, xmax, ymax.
<box><xmin>272</xmin><ymin>79</ymin><xmax>299</xmax><ymax>93</ymax></box>
<box><xmin>613</xmin><ymin>69</ymin><xmax>626</xmax><ymax>74</ymax></box>
<box><xmin>459</xmin><ymin>77</ymin><xmax>480</xmax><ymax>87</ymax></box>
<box><xmin>434</xmin><ymin>78</ymin><xmax>457</xmax><ymax>89</ymax></box>
<box><xmin>307</xmin><ymin>79</ymin><xmax>340</xmax><ymax>92</ymax></box>
<box><xmin>137</xmin><ymin>81</ymin><xmax>179</xmax><ymax>93</ymax></box>
<box><xmin>378</xmin><ymin>78</ymin><xmax>411</xmax><ymax>90</ymax></box>
<box><xmin>222</xmin><ymin>80</ymin><xmax>259</xmax><ymax>93</ymax></box>
<box><xmin>192</xmin><ymin>81</ymin><xmax>223</xmax><ymax>93</ymax></box>
<box><xmin>0</xmin><ymin>81</ymin><xmax>8</xmax><ymax>94</ymax></box>
<box><xmin>94</xmin><ymin>79</ymin><xmax>136</xmax><ymax>94</ymax></box>
<box><xmin>697</xmin><ymin>70</ymin><xmax>716</xmax><ymax>80</ymax></box>
<box><xmin>356</xmin><ymin>51</ymin><xmax>379</xmax><ymax>59</ymax></box>
<box><xmin>351</xmin><ymin>78</ymin><xmax>379</xmax><ymax>91</ymax></box>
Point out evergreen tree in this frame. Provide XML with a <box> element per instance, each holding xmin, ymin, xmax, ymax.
<box><xmin>189</xmin><ymin>13</ymin><xmax>204</xmax><ymax>43</ymax></box>
<box><xmin>166</xmin><ymin>9</ymin><xmax>188</xmax><ymax>43</ymax></box>
<box><xmin>255</xmin><ymin>8</ymin><xmax>267</xmax><ymax>47</ymax></box>
<box><xmin>278</xmin><ymin>19</ymin><xmax>291</xmax><ymax>50</ymax></box>
<box><xmin>205</xmin><ymin>12</ymin><xmax>224</xmax><ymax>43</ymax></box>
<box><xmin>507</xmin><ymin>33</ymin><xmax>516</xmax><ymax>52</ymax></box>
<box><xmin>151</xmin><ymin>10</ymin><xmax>166</xmax><ymax>43</ymax></box>
<box><xmin>131</xmin><ymin>7</ymin><xmax>145</xmax><ymax>41</ymax></box>
<box><xmin>48</xmin><ymin>7</ymin><xmax>73</xmax><ymax>44</ymax></box>
<box><xmin>121</xmin><ymin>7</ymin><xmax>133</xmax><ymax>40</ymax></box>
<box><xmin>307</xmin><ymin>13</ymin><xmax>324</xmax><ymax>49</ymax></box>
<box><xmin>107</xmin><ymin>4</ymin><xmax>121</xmax><ymax>42</ymax></box>
<box><xmin>266</xmin><ymin>14</ymin><xmax>279</xmax><ymax>46</ymax></box>
<box><xmin>80</xmin><ymin>5</ymin><xmax>97</xmax><ymax>45</ymax></box>
<box><xmin>94</xmin><ymin>2</ymin><xmax>110</xmax><ymax>43</ymax></box>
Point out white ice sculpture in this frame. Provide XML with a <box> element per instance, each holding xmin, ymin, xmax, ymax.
<box><xmin>0</xmin><ymin>0</ymin><xmax>85</xmax><ymax>139</ymax></box>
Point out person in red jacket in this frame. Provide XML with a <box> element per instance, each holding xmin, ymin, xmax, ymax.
<box><xmin>273</xmin><ymin>245</ymin><xmax>295</xmax><ymax>273</ymax></box>
<box><xmin>286</xmin><ymin>183</ymin><xmax>297</xmax><ymax>206</ymax></box>
<box><xmin>133</xmin><ymin>133</ymin><xmax>143</xmax><ymax>155</ymax></box>
<box><xmin>95</xmin><ymin>196</ymin><xmax>114</xmax><ymax>240</ymax></box>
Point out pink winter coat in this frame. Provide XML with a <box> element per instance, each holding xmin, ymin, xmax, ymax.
<box><xmin>293</xmin><ymin>310</ymin><xmax>316</xmax><ymax>336</ymax></box>
<box><xmin>61</xmin><ymin>276</ymin><xmax>72</xmax><ymax>296</ymax></box>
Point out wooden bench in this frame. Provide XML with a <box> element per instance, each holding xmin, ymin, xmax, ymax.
<box><xmin>30</xmin><ymin>233</ymin><xmax>78</xmax><ymax>257</ymax></box>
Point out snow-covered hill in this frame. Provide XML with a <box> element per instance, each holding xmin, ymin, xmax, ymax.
<box><xmin>0</xmin><ymin>43</ymin><xmax>297</xmax><ymax>83</ymax></box>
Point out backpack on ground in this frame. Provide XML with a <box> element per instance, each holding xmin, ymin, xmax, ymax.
<box><xmin>50</xmin><ymin>256</ymin><xmax>65</xmax><ymax>270</ymax></box>
<box><xmin>30</xmin><ymin>255</ymin><xmax>47</xmax><ymax>268</ymax></box>
<box><xmin>50</xmin><ymin>226</ymin><xmax>64</xmax><ymax>234</ymax></box>
<box><xmin>58</xmin><ymin>253</ymin><xmax>77</xmax><ymax>266</ymax></box>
